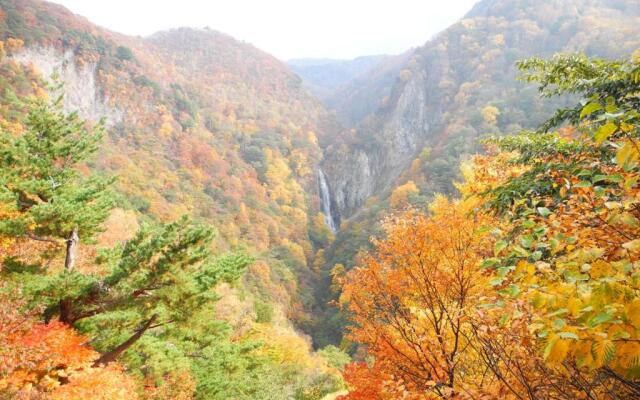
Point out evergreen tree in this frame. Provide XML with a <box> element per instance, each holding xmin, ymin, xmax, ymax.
<box><xmin>1</xmin><ymin>98</ymin><xmax>252</xmax><ymax>366</ymax></box>
<box><xmin>0</xmin><ymin>96</ymin><xmax>114</xmax><ymax>271</ymax></box>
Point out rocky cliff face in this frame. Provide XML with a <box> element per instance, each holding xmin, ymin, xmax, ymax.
<box><xmin>12</xmin><ymin>47</ymin><xmax>123</xmax><ymax>125</ymax></box>
<box><xmin>319</xmin><ymin>0</ymin><xmax>640</xmax><ymax>227</ymax></box>
<box><xmin>323</xmin><ymin>68</ymin><xmax>431</xmax><ymax>221</ymax></box>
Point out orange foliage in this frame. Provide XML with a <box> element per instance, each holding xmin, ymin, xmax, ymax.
<box><xmin>340</xmin><ymin>197</ymin><xmax>498</xmax><ymax>398</ymax></box>
<box><xmin>0</xmin><ymin>293</ymin><xmax>138</xmax><ymax>399</ymax></box>
<box><xmin>337</xmin><ymin>362</ymin><xmax>384</xmax><ymax>400</ymax></box>
<box><xmin>388</xmin><ymin>180</ymin><xmax>419</xmax><ymax>209</ymax></box>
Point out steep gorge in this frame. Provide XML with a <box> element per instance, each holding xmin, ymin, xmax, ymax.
<box><xmin>316</xmin><ymin>0</ymin><xmax>640</xmax><ymax>232</ymax></box>
<box><xmin>3</xmin><ymin>0</ymin><xmax>640</xmax><ymax>393</ymax></box>
<box><xmin>299</xmin><ymin>0</ymin><xmax>640</xmax><ymax>348</ymax></box>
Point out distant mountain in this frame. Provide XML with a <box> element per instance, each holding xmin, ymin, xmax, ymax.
<box><xmin>323</xmin><ymin>50</ymin><xmax>413</xmax><ymax>127</ymax></box>
<box><xmin>288</xmin><ymin>53</ymin><xmax>416</xmax><ymax>128</ymax></box>
<box><xmin>287</xmin><ymin>55</ymin><xmax>389</xmax><ymax>101</ymax></box>
<box><xmin>321</xmin><ymin>0</ymin><xmax>640</xmax><ymax>225</ymax></box>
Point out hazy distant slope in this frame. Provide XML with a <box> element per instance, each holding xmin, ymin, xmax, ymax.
<box><xmin>288</xmin><ymin>55</ymin><xmax>388</xmax><ymax>101</ymax></box>
<box><xmin>288</xmin><ymin>53</ymin><xmax>414</xmax><ymax>127</ymax></box>
<box><xmin>324</xmin><ymin>50</ymin><xmax>413</xmax><ymax>126</ymax></box>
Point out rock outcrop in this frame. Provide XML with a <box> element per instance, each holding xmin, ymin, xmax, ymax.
<box><xmin>12</xmin><ymin>47</ymin><xmax>123</xmax><ymax>125</ymax></box>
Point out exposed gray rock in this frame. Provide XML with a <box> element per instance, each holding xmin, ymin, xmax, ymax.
<box><xmin>12</xmin><ymin>47</ymin><xmax>123</xmax><ymax>125</ymax></box>
<box><xmin>322</xmin><ymin>68</ymin><xmax>432</xmax><ymax>223</ymax></box>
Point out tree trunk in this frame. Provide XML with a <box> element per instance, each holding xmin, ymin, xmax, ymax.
<box><xmin>59</xmin><ymin>299</ymin><xmax>72</xmax><ymax>324</ymax></box>
<box><xmin>64</xmin><ymin>227</ymin><xmax>79</xmax><ymax>272</ymax></box>
<box><xmin>93</xmin><ymin>315</ymin><xmax>158</xmax><ymax>367</ymax></box>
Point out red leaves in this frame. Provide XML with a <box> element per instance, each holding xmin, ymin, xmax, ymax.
<box><xmin>0</xmin><ymin>294</ymin><xmax>137</xmax><ymax>399</ymax></box>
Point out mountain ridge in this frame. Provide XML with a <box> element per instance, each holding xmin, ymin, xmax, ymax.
<box><xmin>0</xmin><ymin>1</ymin><xmax>349</xmax><ymax>395</ymax></box>
<box><xmin>319</xmin><ymin>0</ymin><xmax>640</xmax><ymax>227</ymax></box>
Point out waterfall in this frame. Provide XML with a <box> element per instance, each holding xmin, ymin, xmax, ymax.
<box><xmin>317</xmin><ymin>169</ymin><xmax>337</xmax><ymax>233</ymax></box>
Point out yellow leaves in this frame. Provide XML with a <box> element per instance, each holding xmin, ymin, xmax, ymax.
<box><xmin>589</xmin><ymin>260</ymin><xmax>612</xmax><ymax>279</ymax></box>
<box><xmin>615</xmin><ymin>341</ymin><xmax>640</xmax><ymax>370</ymax></box>
<box><xmin>569</xmin><ymin>247</ymin><xmax>604</xmax><ymax>264</ymax></box>
<box><xmin>626</xmin><ymin>299</ymin><xmax>640</xmax><ymax>329</ymax></box>
<box><xmin>264</xmin><ymin>154</ymin><xmax>306</xmax><ymax>207</ymax></box>
<box><xmin>616</xmin><ymin>140</ymin><xmax>640</xmax><ymax>170</ymax></box>
<box><xmin>594</xmin><ymin>122</ymin><xmax>617</xmax><ymax>144</ymax></box>
<box><xmin>456</xmin><ymin>152</ymin><xmax>526</xmax><ymax>198</ymax></box>
<box><xmin>389</xmin><ymin>181</ymin><xmax>419</xmax><ymax>209</ymax></box>
<box><xmin>515</xmin><ymin>260</ymin><xmax>535</xmax><ymax>280</ymax></box>
<box><xmin>620</xmin><ymin>122</ymin><xmax>635</xmax><ymax>134</ymax></box>
<box><xmin>623</xmin><ymin>239</ymin><xmax>640</xmax><ymax>253</ymax></box>
<box><xmin>280</xmin><ymin>239</ymin><xmax>307</xmax><ymax>268</ymax></box>
<box><xmin>572</xmin><ymin>340</ymin><xmax>595</xmax><ymax>368</ymax></box>
<box><xmin>567</xmin><ymin>297</ymin><xmax>582</xmax><ymax>318</ymax></box>
<box><xmin>610</xmin><ymin>211</ymin><xmax>640</xmax><ymax>229</ymax></box>
<box><xmin>481</xmin><ymin>105</ymin><xmax>500</xmax><ymax>125</ymax></box>
<box><xmin>306</xmin><ymin>130</ymin><xmax>318</xmax><ymax>146</ymax></box>
<box><xmin>341</xmin><ymin>197</ymin><xmax>497</xmax><ymax>397</ymax></box>
<box><xmin>592</xmin><ymin>339</ymin><xmax>616</xmax><ymax>368</ymax></box>
<box><xmin>544</xmin><ymin>334</ymin><xmax>570</xmax><ymax>363</ymax></box>
<box><xmin>5</xmin><ymin>38</ymin><xmax>23</xmax><ymax>54</ymax></box>
<box><xmin>531</xmin><ymin>291</ymin><xmax>547</xmax><ymax>309</ymax></box>
<box><xmin>142</xmin><ymin>369</ymin><xmax>196</xmax><ymax>400</ymax></box>
<box><xmin>459</xmin><ymin>138</ymin><xmax>640</xmax><ymax>386</ymax></box>
<box><xmin>580</xmin><ymin>102</ymin><xmax>602</xmax><ymax>118</ymax></box>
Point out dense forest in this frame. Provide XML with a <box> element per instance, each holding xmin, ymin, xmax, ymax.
<box><xmin>1</xmin><ymin>0</ymin><xmax>640</xmax><ymax>399</ymax></box>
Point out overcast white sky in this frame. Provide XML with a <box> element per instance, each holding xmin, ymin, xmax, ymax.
<box><xmin>50</xmin><ymin>0</ymin><xmax>479</xmax><ymax>60</ymax></box>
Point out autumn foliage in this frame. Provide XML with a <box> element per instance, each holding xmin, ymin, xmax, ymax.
<box><xmin>0</xmin><ymin>293</ymin><xmax>137</xmax><ymax>399</ymax></box>
<box><xmin>339</xmin><ymin>55</ymin><xmax>640</xmax><ymax>399</ymax></box>
<box><xmin>340</xmin><ymin>197</ymin><xmax>502</xmax><ymax>398</ymax></box>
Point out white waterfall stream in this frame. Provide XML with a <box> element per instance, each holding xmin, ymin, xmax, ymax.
<box><xmin>317</xmin><ymin>169</ymin><xmax>337</xmax><ymax>233</ymax></box>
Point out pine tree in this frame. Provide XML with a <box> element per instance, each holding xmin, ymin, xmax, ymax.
<box><xmin>1</xmin><ymin>97</ymin><xmax>252</xmax><ymax>366</ymax></box>
<box><xmin>0</xmin><ymin>96</ymin><xmax>114</xmax><ymax>271</ymax></box>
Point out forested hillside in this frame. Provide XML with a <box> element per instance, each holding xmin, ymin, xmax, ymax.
<box><xmin>309</xmin><ymin>0</ymin><xmax>640</xmax><ymax>350</ymax></box>
<box><xmin>318</xmin><ymin>0</ymin><xmax>640</xmax><ymax>273</ymax></box>
<box><xmin>0</xmin><ymin>0</ymin><xmax>346</xmax><ymax>398</ymax></box>
<box><xmin>337</xmin><ymin>52</ymin><xmax>640</xmax><ymax>400</ymax></box>
<box><xmin>2</xmin><ymin>0</ymin><xmax>640</xmax><ymax>398</ymax></box>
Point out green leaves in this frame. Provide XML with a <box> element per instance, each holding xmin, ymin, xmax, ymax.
<box><xmin>518</xmin><ymin>54</ymin><xmax>640</xmax><ymax>131</ymax></box>
<box><xmin>498</xmin><ymin>284</ymin><xmax>520</xmax><ymax>298</ymax></box>
<box><xmin>581</xmin><ymin>102</ymin><xmax>602</xmax><ymax>118</ymax></box>
<box><xmin>558</xmin><ymin>331</ymin><xmax>579</xmax><ymax>340</ymax></box>
<box><xmin>587</xmin><ymin>311</ymin><xmax>613</xmax><ymax>328</ymax></box>
<box><xmin>537</xmin><ymin>207</ymin><xmax>551</xmax><ymax>217</ymax></box>
<box><xmin>0</xmin><ymin>98</ymin><xmax>114</xmax><ymax>242</ymax></box>
<box><xmin>494</xmin><ymin>240</ymin><xmax>508</xmax><ymax>256</ymax></box>
<box><xmin>520</xmin><ymin>235</ymin><xmax>534</xmax><ymax>249</ymax></box>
